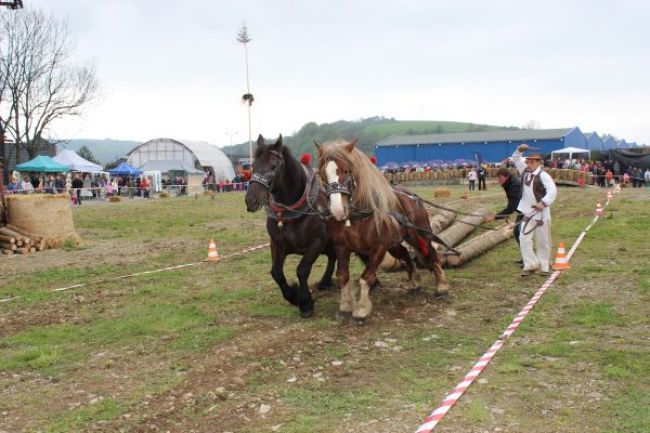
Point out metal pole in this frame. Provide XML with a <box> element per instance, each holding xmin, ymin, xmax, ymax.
<box><xmin>244</xmin><ymin>43</ymin><xmax>252</xmax><ymax>163</ymax></box>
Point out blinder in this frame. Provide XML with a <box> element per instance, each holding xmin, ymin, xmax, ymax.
<box><xmin>325</xmin><ymin>179</ymin><xmax>352</xmax><ymax>196</ymax></box>
<box><xmin>323</xmin><ymin>159</ymin><xmax>353</xmax><ymax>197</ymax></box>
<box><xmin>249</xmin><ymin>150</ymin><xmax>284</xmax><ymax>191</ymax></box>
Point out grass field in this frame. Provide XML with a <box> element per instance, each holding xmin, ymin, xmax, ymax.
<box><xmin>0</xmin><ymin>185</ymin><xmax>648</xmax><ymax>433</ymax></box>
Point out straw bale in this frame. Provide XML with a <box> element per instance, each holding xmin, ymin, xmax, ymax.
<box><xmin>434</xmin><ymin>188</ymin><xmax>452</xmax><ymax>198</ymax></box>
<box><xmin>5</xmin><ymin>194</ymin><xmax>79</xmax><ymax>248</ymax></box>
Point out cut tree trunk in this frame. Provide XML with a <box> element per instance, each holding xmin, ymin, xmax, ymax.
<box><xmin>437</xmin><ymin>208</ymin><xmax>488</xmax><ymax>248</ymax></box>
<box><xmin>429</xmin><ymin>208</ymin><xmax>455</xmax><ymax>235</ymax></box>
<box><xmin>445</xmin><ymin>223</ymin><xmax>515</xmax><ymax>267</ymax></box>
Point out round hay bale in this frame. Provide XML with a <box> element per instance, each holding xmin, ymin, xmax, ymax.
<box><xmin>109</xmin><ymin>196</ymin><xmax>121</xmax><ymax>203</ymax></box>
<box><xmin>6</xmin><ymin>194</ymin><xmax>79</xmax><ymax>248</ymax></box>
<box><xmin>434</xmin><ymin>188</ymin><xmax>452</xmax><ymax>198</ymax></box>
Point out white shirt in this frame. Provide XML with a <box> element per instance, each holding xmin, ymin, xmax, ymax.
<box><xmin>512</xmin><ymin>150</ymin><xmax>557</xmax><ymax>221</ymax></box>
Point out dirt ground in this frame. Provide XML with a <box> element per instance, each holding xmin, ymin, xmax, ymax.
<box><xmin>1</xmin><ymin>187</ymin><xmax>648</xmax><ymax>433</ymax></box>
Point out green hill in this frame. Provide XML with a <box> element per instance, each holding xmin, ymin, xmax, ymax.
<box><xmin>57</xmin><ymin>139</ymin><xmax>141</xmax><ymax>165</ymax></box>
<box><xmin>223</xmin><ymin>117</ymin><xmax>518</xmax><ymax>159</ymax></box>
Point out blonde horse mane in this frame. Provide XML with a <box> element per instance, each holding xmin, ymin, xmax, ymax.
<box><xmin>318</xmin><ymin>140</ymin><xmax>397</xmax><ymax>215</ymax></box>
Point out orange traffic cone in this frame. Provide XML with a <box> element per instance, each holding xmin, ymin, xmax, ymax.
<box><xmin>207</xmin><ymin>239</ymin><xmax>220</xmax><ymax>262</ymax></box>
<box><xmin>595</xmin><ymin>201</ymin><xmax>604</xmax><ymax>217</ymax></box>
<box><xmin>552</xmin><ymin>242</ymin><xmax>570</xmax><ymax>270</ymax></box>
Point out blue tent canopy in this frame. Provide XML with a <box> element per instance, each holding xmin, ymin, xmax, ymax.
<box><xmin>108</xmin><ymin>162</ymin><xmax>142</xmax><ymax>176</ymax></box>
<box><xmin>15</xmin><ymin>155</ymin><xmax>69</xmax><ymax>173</ymax></box>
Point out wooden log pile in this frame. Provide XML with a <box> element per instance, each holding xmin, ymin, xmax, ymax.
<box><xmin>380</xmin><ymin>207</ymin><xmax>514</xmax><ymax>270</ymax></box>
<box><xmin>0</xmin><ymin>224</ymin><xmax>47</xmax><ymax>257</ymax></box>
<box><xmin>442</xmin><ymin>222</ymin><xmax>514</xmax><ymax>267</ymax></box>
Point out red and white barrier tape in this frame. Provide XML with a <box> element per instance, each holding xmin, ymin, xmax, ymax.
<box><xmin>415</xmin><ymin>200</ymin><xmax>608</xmax><ymax>432</ymax></box>
<box><xmin>0</xmin><ymin>242</ymin><xmax>270</xmax><ymax>302</ymax></box>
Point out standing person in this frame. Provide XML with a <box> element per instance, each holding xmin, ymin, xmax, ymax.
<box><xmin>512</xmin><ymin>144</ymin><xmax>557</xmax><ymax>277</ymax></box>
<box><xmin>71</xmin><ymin>174</ymin><xmax>83</xmax><ymax>205</ymax></box>
<box><xmin>467</xmin><ymin>168</ymin><xmax>477</xmax><ymax>190</ymax></box>
<box><xmin>605</xmin><ymin>169</ymin><xmax>613</xmax><ymax>188</ymax></box>
<box><xmin>140</xmin><ymin>177</ymin><xmax>150</xmax><ymax>198</ymax></box>
<box><xmin>477</xmin><ymin>165</ymin><xmax>487</xmax><ymax>190</ymax></box>
<box><xmin>645</xmin><ymin>168</ymin><xmax>650</xmax><ymax>188</ymax></box>
<box><xmin>485</xmin><ymin>167</ymin><xmax>523</xmax><ymax>246</ymax></box>
<box><xmin>54</xmin><ymin>174</ymin><xmax>65</xmax><ymax>193</ymax></box>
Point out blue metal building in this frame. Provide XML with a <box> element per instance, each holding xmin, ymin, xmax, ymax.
<box><xmin>602</xmin><ymin>135</ymin><xmax>617</xmax><ymax>150</ymax></box>
<box><xmin>375</xmin><ymin>127</ymin><xmax>587</xmax><ymax>166</ymax></box>
<box><xmin>584</xmin><ymin>132</ymin><xmax>605</xmax><ymax>151</ymax></box>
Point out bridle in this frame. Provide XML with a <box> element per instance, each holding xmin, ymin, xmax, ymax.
<box><xmin>322</xmin><ymin>158</ymin><xmax>354</xmax><ymax>198</ymax></box>
<box><xmin>249</xmin><ymin>149</ymin><xmax>284</xmax><ymax>191</ymax></box>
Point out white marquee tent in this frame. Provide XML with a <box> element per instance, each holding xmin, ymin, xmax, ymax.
<box><xmin>53</xmin><ymin>149</ymin><xmax>103</xmax><ymax>172</ymax></box>
<box><xmin>550</xmin><ymin>146</ymin><xmax>591</xmax><ymax>159</ymax></box>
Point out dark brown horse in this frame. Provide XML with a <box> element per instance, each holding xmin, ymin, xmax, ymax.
<box><xmin>245</xmin><ymin>135</ymin><xmax>335</xmax><ymax>317</ymax></box>
<box><xmin>316</xmin><ymin>138</ymin><xmax>448</xmax><ymax>320</ymax></box>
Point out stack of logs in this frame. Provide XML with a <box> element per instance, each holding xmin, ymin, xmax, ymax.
<box><xmin>0</xmin><ymin>224</ymin><xmax>47</xmax><ymax>256</ymax></box>
<box><xmin>381</xmin><ymin>207</ymin><xmax>515</xmax><ymax>270</ymax></box>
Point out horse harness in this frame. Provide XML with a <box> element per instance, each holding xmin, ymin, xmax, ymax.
<box><xmin>250</xmin><ymin>149</ymin><xmax>284</xmax><ymax>190</ymax></box>
<box><xmin>321</xmin><ymin>175</ymin><xmax>459</xmax><ymax>253</ymax></box>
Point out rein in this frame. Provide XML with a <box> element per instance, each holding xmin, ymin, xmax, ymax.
<box><xmin>399</xmin><ymin>190</ymin><xmax>511</xmax><ymax>232</ymax></box>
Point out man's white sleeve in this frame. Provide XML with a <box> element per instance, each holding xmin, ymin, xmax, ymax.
<box><xmin>540</xmin><ymin>171</ymin><xmax>557</xmax><ymax>206</ymax></box>
<box><xmin>512</xmin><ymin>150</ymin><xmax>526</xmax><ymax>174</ymax></box>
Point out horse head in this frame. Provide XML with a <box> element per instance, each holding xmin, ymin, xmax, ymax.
<box><xmin>316</xmin><ymin>138</ymin><xmax>397</xmax><ymax>223</ymax></box>
<box><xmin>245</xmin><ymin>134</ymin><xmax>285</xmax><ymax>212</ymax></box>
<box><xmin>315</xmin><ymin>139</ymin><xmax>357</xmax><ymax>221</ymax></box>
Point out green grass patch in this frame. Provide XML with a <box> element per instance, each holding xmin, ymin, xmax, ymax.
<box><xmin>569</xmin><ymin>302</ymin><xmax>623</xmax><ymax>327</ymax></box>
<box><xmin>0</xmin><ymin>302</ymin><xmax>236</xmax><ymax>374</ymax></box>
<box><xmin>44</xmin><ymin>398</ymin><xmax>128</xmax><ymax>433</ymax></box>
<box><xmin>604</xmin><ymin>387</ymin><xmax>650</xmax><ymax>433</ymax></box>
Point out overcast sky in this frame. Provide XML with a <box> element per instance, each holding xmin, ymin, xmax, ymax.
<box><xmin>24</xmin><ymin>0</ymin><xmax>650</xmax><ymax>147</ymax></box>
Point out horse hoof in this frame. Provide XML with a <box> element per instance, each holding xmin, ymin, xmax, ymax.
<box><xmin>369</xmin><ymin>281</ymin><xmax>382</xmax><ymax>294</ymax></box>
<box><xmin>337</xmin><ymin>310</ymin><xmax>352</xmax><ymax>321</ymax></box>
<box><xmin>354</xmin><ymin>318</ymin><xmax>366</xmax><ymax>326</ymax></box>
<box><xmin>436</xmin><ymin>285</ymin><xmax>449</xmax><ymax>297</ymax></box>
<box><xmin>352</xmin><ymin>308</ymin><xmax>371</xmax><ymax>320</ymax></box>
<box><xmin>300</xmin><ymin>308</ymin><xmax>314</xmax><ymax>318</ymax></box>
<box><xmin>435</xmin><ymin>291</ymin><xmax>449</xmax><ymax>299</ymax></box>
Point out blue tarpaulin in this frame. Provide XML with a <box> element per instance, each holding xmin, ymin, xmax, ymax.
<box><xmin>108</xmin><ymin>162</ymin><xmax>142</xmax><ymax>176</ymax></box>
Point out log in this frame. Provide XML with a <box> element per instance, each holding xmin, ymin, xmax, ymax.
<box><xmin>429</xmin><ymin>209</ymin><xmax>455</xmax><ymax>235</ymax></box>
<box><xmin>0</xmin><ymin>227</ymin><xmax>29</xmax><ymax>244</ymax></box>
<box><xmin>1</xmin><ymin>249</ymin><xmax>14</xmax><ymax>256</ymax></box>
<box><xmin>5</xmin><ymin>224</ymin><xmax>38</xmax><ymax>238</ymax></box>
<box><xmin>0</xmin><ymin>242</ymin><xmax>17</xmax><ymax>251</ymax></box>
<box><xmin>0</xmin><ymin>234</ymin><xmax>16</xmax><ymax>244</ymax></box>
<box><xmin>14</xmin><ymin>247</ymin><xmax>30</xmax><ymax>254</ymax></box>
<box><xmin>445</xmin><ymin>223</ymin><xmax>515</xmax><ymax>267</ymax></box>
<box><xmin>437</xmin><ymin>208</ymin><xmax>488</xmax><ymax>248</ymax></box>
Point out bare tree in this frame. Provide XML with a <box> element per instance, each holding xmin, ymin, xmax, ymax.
<box><xmin>522</xmin><ymin>119</ymin><xmax>541</xmax><ymax>130</ymax></box>
<box><xmin>0</xmin><ymin>10</ymin><xmax>99</xmax><ymax>161</ymax></box>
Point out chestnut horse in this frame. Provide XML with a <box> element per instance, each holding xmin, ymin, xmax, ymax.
<box><xmin>245</xmin><ymin>135</ymin><xmax>335</xmax><ymax>317</ymax></box>
<box><xmin>316</xmin><ymin>139</ymin><xmax>448</xmax><ymax>320</ymax></box>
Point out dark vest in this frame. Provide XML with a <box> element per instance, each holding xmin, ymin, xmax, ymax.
<box><xmin>521</xmin><ymin>170</ymin><xmax>547</xmax><ymax>203</ymax></box>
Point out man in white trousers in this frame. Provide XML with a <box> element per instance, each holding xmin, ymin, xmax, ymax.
<box><xmin>512</xmin><ymin>144</ymin><xmax>557</xmax><ymax>277</ymax></box>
